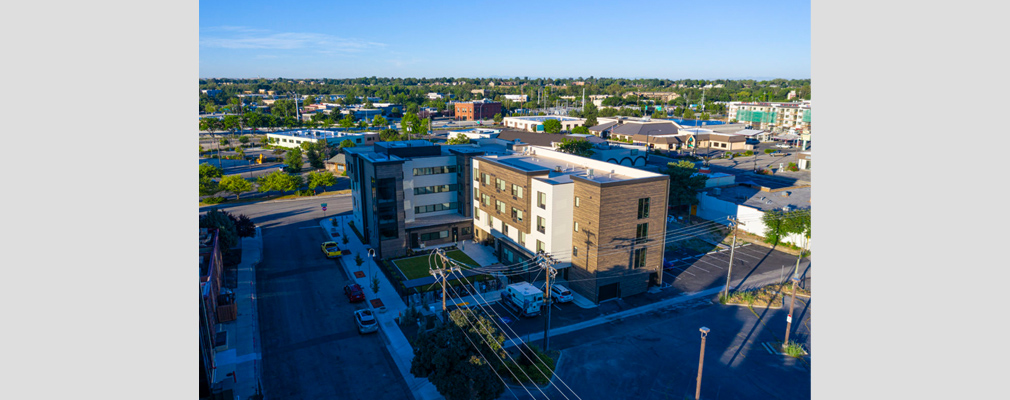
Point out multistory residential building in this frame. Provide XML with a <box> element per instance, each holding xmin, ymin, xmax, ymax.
<box><xmin>472</xmin><ymin>147</ymin><xmax>669</xmax><ymax>303</ymax></box>
<box><xmin>727</xmin><ymin>101</ymin><xmax>811</xmax><ymax>133</ymax></box>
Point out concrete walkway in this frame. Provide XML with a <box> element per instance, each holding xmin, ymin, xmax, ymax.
<box><xmin>213</xmin><ymin>227</ymin><xmax>265</xmax><ymax>400</ymax></box>
<box><xmin>457</xmin><ymin>240</ymin><xmax>499</xmax><ymax>267</ymax></box>
<box><xmin>319</xmin><ymin>215</ymin><xmax>443</xmax><ymax>400</ymax></box>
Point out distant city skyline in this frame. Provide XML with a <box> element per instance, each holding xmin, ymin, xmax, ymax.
<box><xmin>200</xmin><ymin>0</ymin><xmax>810</xmax><ymax>80</ymax></box>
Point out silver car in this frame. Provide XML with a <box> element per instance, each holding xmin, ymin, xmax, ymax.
<box><xmin>354</xmin><ymin>309</ymin><xmax>379</xmax><ymax>334</ymax></box>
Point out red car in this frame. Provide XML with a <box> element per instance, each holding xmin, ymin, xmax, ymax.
<box><xmin>344</xmin><ymin>283</ymin><xmax>365</xmax><ymax>303</ymax></box>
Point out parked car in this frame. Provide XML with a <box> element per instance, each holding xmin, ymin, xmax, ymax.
<box><xmin>344</xmin><ymin>283</ymin><xmax>366</xmax><ymax>303</ymax></box>
<box><xmin>774</xmin><ymin>143</ymin><xmax>791</xmax><ymax>149</ymax></box>
<box><xmin>354</xmin><ymin>309</ymin><xmax>378</xmax><ymax>334</ymax></box>
<box><xmin>541</xmin><ymin>284</ymin><xmax>574</xmax><ymax>304</ymax></box>
<box><xmin>321</xmin><ymin>241</ymin><xmax>349</xmax><ymax>258</ymax></box>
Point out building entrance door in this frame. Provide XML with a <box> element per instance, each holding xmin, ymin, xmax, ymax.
<box><xmin>598</xmin><ymin>282</ymin><xmax>620</xmax><ymax>302</ymax></box>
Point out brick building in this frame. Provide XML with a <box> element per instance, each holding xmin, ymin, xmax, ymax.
<box><xmin>454</xmin><ymin>99</ymin><xmax>501</xmax><ymax>121</ymax></box>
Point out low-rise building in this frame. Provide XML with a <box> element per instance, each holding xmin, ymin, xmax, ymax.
<box><xmin>503</xmin><ymin>116</ymin><xmax>586</xmax><ymax>132</ymax></box>
<box><xmin>455</xmin><ymin>99</ymin><xmax>502</xmax><ymax>121</ymax></box>
<box><xmin>727</xmin><ymin>101</ymin><xmax>811</xmax><ymax>133</ymax></box>
<box><xmin>325</xmin><ymin>153</ymin><xmax>347</xmax><ymax>174</ymax></box>
<box><xmin>267</xmin><ymin>129</ymin><xmax>379</xmax><ymax>148</ymax></box>
<box><xmin>695</xmin><ymin>183</ymin><xmax>810</xmax><ymax>248</ymax></box>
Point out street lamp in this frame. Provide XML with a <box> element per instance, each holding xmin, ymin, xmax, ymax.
<box><xmin>367</xmin><ymin>248</ymin><xmax>376</xmax><ymax>278</ymax></box>
<box><xmin>696</xmin><ymin>327</ymin><xmax>710</xmax><ymax>400</ymax></box>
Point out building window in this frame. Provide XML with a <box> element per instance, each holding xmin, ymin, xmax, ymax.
<box><xmin>474</xmin><ymin>187</ymin><xmax>480</xmax><ymax>201</ymax></box>
<box><xmin>638</xmin><ymin>198</ymin><xmax>650</xmax><ymax>219</ymax></box>
<box><xmin>462</xmin><ymin>227</ymin><xmax>472</xmax><ymax>236</ymax></box>
<box><xmin>414</xmin><ymin>184</ymin><xmax>458</xmax><ymax>195</ymax></box>
<box><xmin>518</xmin><ymin>231</ymin><xmax>526</xmax><ymax>246</ymax></box>
<box><xmin>538</xmin><ymin>191</ymin><xmax>547</xmax><ymax>209</ymax></box>
<box><xmin>496</xmin><ymin>178</ymin><xmax>506</xmax><ymax>191</ymax></box>
<box><xmin>415</xmin><ymin>202</ymin><xmax>458</xmax><ymax>214</ymax></box>
<box><xmin>575</xmin><ymin>197</ymin><xmax>581</xmax><ymax>207</ymax></box>
<box><xmin>413</xmin><ymin>165</ymin><xmax>457</xmax><ymax>176</ymax></box>
<box><xmin>481</xmin><ymin>194</ymin><xmax>491</xmax><ymax>206</ymax></box>
<box><xmin>511</xmin><ymin>184</ymin><xmax>523</xmax><ymax>198</ymax></box>
<box><xmin>536</xmin><ymin>240</ymin><xmax>545</xmax><ymax>253</ymax></box>
<box><xmin>502</xmin><ymin>221</ymin><xmax>509</xmax><ymax>235</ymax></box>
<box><xmin>511</xmin><ymin>207</ymin><xmax>523</xmax><ymax>222</ymax></box>
<box><xmin>419</xmin><ymin>230</ymin><xmax>450</xmax><ymax>241</ymax></box>
<box><xmin>495</xmin><ymin>200</ymin><xmax>506</xmax><ymax>214</ymax></box>
<box><xmin>474</xmin><ymin>168</ymin><xmax>479</xmax><ymax>181</ymax></box>
<box><xmin>574</xmin><ymin>221</ymin><xmax>579</xmax><ymax>232</ymax></box>
<box><xmin>633</xmin><ymin>248</ymin><xmax>647</xmax><ymax>269</ymax></box>
<box><xmin>474</xmin><ymin>207</ymin><xmax>480</xmax><ymax>220</ymax></box>
<box><xmin>481</xmin><ymin>173</ymin><xmax>490</xmax><ymax>185</ymax></box>
<box><xmin>537</xmin><ymin>216</ymin><xmax>546</xmax><ymax>234</ymax></box>
<box><xmin>636</xmin><ymin>223</ymin><xmax>648</xmax><ymax>241</ymax></box>
<box><xmin>573</xmin><ymin>246</ymin><xmax>578</xmax><ymax>257</ymax></box>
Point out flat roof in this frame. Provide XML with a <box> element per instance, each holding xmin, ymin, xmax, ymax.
<box><xmin>479</xmin><ymin>146</ymin><xmax>663</xmax><ymax>185</ymax></box>
<box><xmin>704</xmin><ymin>184</ymin><xmax>811</xmax><ymax>212</ymax></box>
<box><xmin>268</xmin><ymin>129</ymin><xmax>376</xmax><ymax>139</ymax></box>
<box><xmin>505</xmin><ymin>116</ymin><xmax>582</xmax><ymax>122</ymax></box>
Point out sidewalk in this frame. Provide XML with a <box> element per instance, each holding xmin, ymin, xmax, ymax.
<box><xmin>213</xmin><ymin>227</ymin><xmax>265</xmax><ymax>400</ymax></box>
<box><xmin>319</xmin><ymin>215</ymin><xmax>443</xmax><ymax>400</ymax></box>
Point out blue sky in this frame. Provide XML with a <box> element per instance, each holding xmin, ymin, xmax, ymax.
<box><xmin>200</xmin><ymin>0</ymin><xmax>809</xmax><ymax>80</ymax></box>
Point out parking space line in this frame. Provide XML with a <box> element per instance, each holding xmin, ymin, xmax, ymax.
<box><xmin>664</xmin><ymin>266</ymin><xmax>696</xmax><ymax>277</ymax></box>
<box><xmin>694</xmin><ymin>257</ymin><xmax>725</xmax><ymax>270</ymax></box>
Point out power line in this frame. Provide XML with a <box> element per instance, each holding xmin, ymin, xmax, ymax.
<box><xmin>449</xmin><ymin>268</ymin><xmax>584</xmax><ymax>400</ymax></box>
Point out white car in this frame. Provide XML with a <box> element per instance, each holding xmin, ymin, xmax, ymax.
<box><xmin>354</xmin><ymin>309</ymin><xmax>379</xmax><ymax>334</ymax></box>
<box><xmin>542</xmin><ymin>284</ymin><xmax>574</xmax><ymax>304</ymax></box>
<box><xmin>774</xmin><ymin>143</ymin><xmax>791</xmax><ymax>149</ymax></box>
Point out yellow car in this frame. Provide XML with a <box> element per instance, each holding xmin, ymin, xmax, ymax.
<box><xmin>321</xmin><ymin>242</ymin><xmax>348</xmax><ymax>258</ymax></box>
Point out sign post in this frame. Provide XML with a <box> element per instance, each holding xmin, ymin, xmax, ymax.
<box><xmin>321</xmin><ymin>203</ymin><xmax>327</xmax><ymax>217</ymax></box>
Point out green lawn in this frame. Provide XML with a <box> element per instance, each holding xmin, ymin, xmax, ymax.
<box><xmin>393</xmin><ymin>250</ymin><xmax>481</xmax><ymax>280</ymax></box>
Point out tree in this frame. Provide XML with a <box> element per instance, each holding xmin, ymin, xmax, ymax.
<box><xmin>284</xmin><ymin>147</ymin><xmax>303</xmax><ymax>173</ymax></box>
<box><xmin>556</xmin><ymin>138</ymin><xmax>594</xmax><ymax>157</ymax></box>
<box><xmin>307</xmin><ymin>171</ymin><xmax>338</xmax><ymax>192</ymax></box>
<box><xmin>199</xmin><ymin>209</ymin><xmax>239</xmax><ymax>250</ymax></box>
<box><xmin>379</xmin><ymin>129</ymin><xmax>403</xmax><ymax>142</ymax></box>
<box><xmin>651</xmin><ymin>109</ymin><xmax>666</xmax><ymax>119</ymax></box>
<box><xmin>256</xmin><ymin>171</ymin><xmax>303</xmax><ymax>194</ymax></box>
<box><xmin>542</xmin><ymin>119</ymin><xmax>562</xmax><ymax>134</ymax></box>
<box><xmin>339</xmin><ymin>114</ymin><xmax>355</xmax><ymax>129</ymax></box>
<box><xmin>410</xmin><ymin>309</ymin><xmax>507</xmax><ymax>400</ymax></box>
<box><xmin>219</xmin><ymin>175</ymin><xmax>253</xmax><ymax>200</ymax></box>
<box><xmin>339</xmin><ymin>139</ymin><xmax>357</xmax><ymax>149</ymax></box>
<box><xmin>700</xmin><ymin>112</ymin><xmax>711</xmax><ymax>120</ymax></box>
<box><xmin>584</xmin><ymin>114</ymin><xmax>598</xmax><ymax>127</ymax></box>
<box><xmin>446</xmin><ymin>133</ymin><xmax>470</xmax><ymax>145</ymax></box>
<box><xmin>571</xmin><ymin>126</ymin><xmax>589</xmax><ymax>135</ymax></box>
<box><xmin>364</xmin><ymin>99</ymin><xmax>374</xmax><ymax>109</ymax></box>
<box><xmin>199</xmin><ymin>176</ymin><xmax>220</xmax><ymax>197</ymax></box>
<box><xmin>372</xmin><ymin>115</ymin><xmax>388</xmax><ymax>127</ymax></box>
<box><xmin>306</xmin><ymin>143</ymin><xmax>325</xmax><ymax>169</ymax></box>
<box><xmin>664</xmin><ymin>161</ymin><xmax>707</xmax><ymax>209</ymax></box>
<box><xmin>219</xmin><ymin>138</ymin><xmax>230</xmax><ymax>146</ymax></box>
<box><xmin>684</xmin><ymin>109</ymin><xmax>696</xmax><ymax>120</ymax></box>
<box><xmin>199</xmin><ymin>164</ymin><xmax>223</xmax><ymax>179</ymax></box>
<box><xmin>238</xmin><ymin>135</ymin><xmax>250</xmax><ymax>144</ymax></box>
<box><xmin>493</xmin><ymin>113</ymin><xmax>503</xmax><ymax>124</ymax></box>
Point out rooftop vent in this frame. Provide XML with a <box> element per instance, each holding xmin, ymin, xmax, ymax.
<box><xmin>781</xmin><ymin>191</ymin><xmax>791</xmax><ymax>197</ymax></box>
<box><xmin>555</xmin><ymin>165</ymin><xmax>562</xmax><ymax>172</ymax></box>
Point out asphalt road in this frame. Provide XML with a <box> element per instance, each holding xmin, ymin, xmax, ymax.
<box><xmin>207</xmin><ymin>197</ymin><xmax>413</xmax><ymax>400</ymax></box>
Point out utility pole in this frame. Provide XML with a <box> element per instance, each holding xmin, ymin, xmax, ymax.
<box><xmin>539</xmin><ymin>252</ymin><xmax>557</xmax><ymax>351</ymax></box>
<box><xmin>429</xmin><ymin>248</ymin><xmax>459</xmax><ymax>319</ymax></box>
<box><xmin>723</xmin><ymin>217</ymin><xmax>738</xmax><ymax>300</ymax></box>
<box><xmin>696</xmin><ymin>327</ymin><xmax>710</xmax><ymax>400</ymax></box>
<box><xmin>783</xmin><ymin>276</ymin><xmax>800</xmax><ymax>348</ymax></box>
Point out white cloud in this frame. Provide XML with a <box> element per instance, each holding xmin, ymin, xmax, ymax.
<box><xmin>201</xmin><ymin>27</ymin><xmax>386</xmax><ymax>52</ymax></box>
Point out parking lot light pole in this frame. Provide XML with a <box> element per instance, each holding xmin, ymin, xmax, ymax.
<box><xmin>367</xmin><ymin>248</ymin><xmax>375</xmax><ymax>279</ymax></box>
<box><xmin>723</xmin><ymin>218</ymin><xmax>738</xmax><ymax>300</ymax></box>
<box><xmin>696</xmin><ymin>327</ymin><xmax>710</xmax><ymax>400</ymax></box>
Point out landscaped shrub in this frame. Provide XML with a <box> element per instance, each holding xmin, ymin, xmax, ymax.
<box><xmin>202</xmin><ymin>196</ymin><xmax>225</xmax><ymax>204</ymax></box>
<box><xmin>744</xmin><ymin>150</ymin><xmax>754</xmax><ymax>156</ymax></box>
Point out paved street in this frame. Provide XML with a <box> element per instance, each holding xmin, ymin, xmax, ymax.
<box><xmin>207</xmin><ymin>197</ymin><xmax>413</xmax><ymax>400</ymax></box>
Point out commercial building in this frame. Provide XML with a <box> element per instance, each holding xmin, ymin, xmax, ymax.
<box><xmin>496</xmin><ymin>130</ymin><xmax>649</xmax><ymax>167</ymax></box>
<box><xmin>472</xmin><ymin>147</ymin><xmax>669</xmax><ymax>303</ymax></box>
<box><xmin>727</xmin><ymin>101</ymin><xmax>811</xmax><ymax>133</ymax></box>
<box><xmin>266</xmin><ymin>129</ymin><xmax>379</xmax><ymax>149</ymax></box>
<box><xmin>454</xmin><ymin>99</ymin><xmax>502</xmax><ymax>121</ymax></box>
<box><xmin>345</xmin><ymin>140</ymin><xmax>512</xmax><ymax>259</ymax></box>
<box><xmin>695</xmin><ymin>183</ymin><xmax>811</xmax><ymax>248</ymax></box>
<box><xmin>502</xmin><ymin>116</ymin><xmax>586</xmax><ymax>132</ymax></box>
<box><xmin>503</xmin><ymin>94</ymin><xmax>529</xmax><ymax>103</ymax></box>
